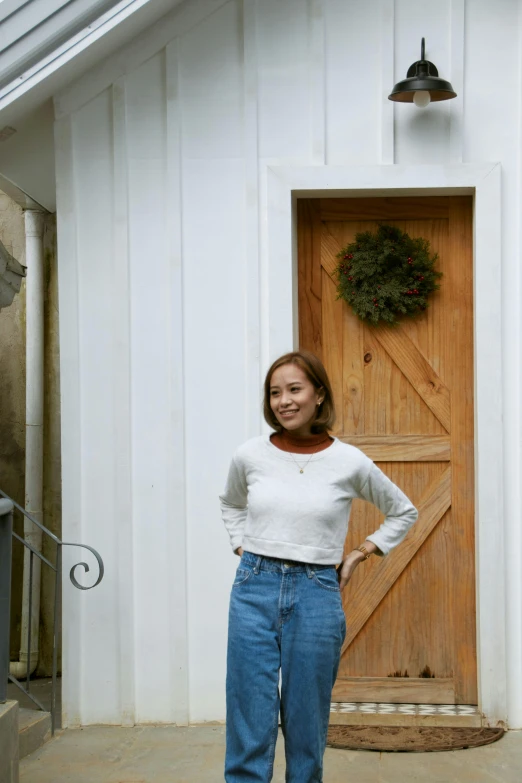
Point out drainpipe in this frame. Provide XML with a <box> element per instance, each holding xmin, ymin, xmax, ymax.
<box><xmin>10</xmin><ymin>211</ymin><xmax>45</xmax><ymax>680</ymax></box>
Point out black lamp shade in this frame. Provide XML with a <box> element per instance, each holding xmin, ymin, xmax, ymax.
<box><xmin>388</xmin><ymin>39</ymin><xmax>457</xmax><ymax>103</ymax></box>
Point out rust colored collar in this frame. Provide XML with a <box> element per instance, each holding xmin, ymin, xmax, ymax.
<box><xmin>270</xmin><ymin>428</ymin><xmax>333</xmax><ymax>454</ymax></box>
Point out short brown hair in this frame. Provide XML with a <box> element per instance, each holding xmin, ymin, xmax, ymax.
<box><xmin>263</xmin><ymin>350</ymin><xmax>336</xmax><ymax>434</ymax></box>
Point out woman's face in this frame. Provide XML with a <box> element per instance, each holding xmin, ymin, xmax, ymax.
<box><xmin>269</xmin><ymin>363</ymin><xmax>324</xmax><ymax>437</ymax></box>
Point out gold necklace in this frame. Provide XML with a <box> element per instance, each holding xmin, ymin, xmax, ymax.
<box><xmin>287</xmin><ymin>443</ymin><xmax>323</xmax><ymax>474</ymax></box>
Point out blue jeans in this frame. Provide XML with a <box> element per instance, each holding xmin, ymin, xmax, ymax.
<box><xmin>225</xmin><ymin>551</ymin><xmax>346</xmax><ymax>782</ymax></box>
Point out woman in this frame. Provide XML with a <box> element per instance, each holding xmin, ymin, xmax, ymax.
<box><xmin>219</xmin><ymin>350</ymin><xmax>418</xmax><ymax>782</ymax></box>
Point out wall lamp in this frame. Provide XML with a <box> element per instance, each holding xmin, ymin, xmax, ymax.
<box><xmin>388</xmin><ymin>38</ymin><xmax>457</xmax><ymax>108</ymax></box>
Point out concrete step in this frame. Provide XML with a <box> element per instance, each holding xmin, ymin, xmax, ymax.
<box><xmin>18</xmin><ymin>708</ymin><xmax>51</xmax><ymax>759</ymax></box>
<box><xmin>0</xmin><ymin>701</ymin><xmax>19</xmax><ymax>783</ymax></box>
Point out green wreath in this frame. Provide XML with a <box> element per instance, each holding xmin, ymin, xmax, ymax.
<box><xmin>335</xmin><ymin>224</ymin><xmax>442</xmax><ymax>326</ymax></box>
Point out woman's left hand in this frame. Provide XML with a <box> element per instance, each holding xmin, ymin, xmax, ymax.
<box><xmin>336</xmin><ymin>550</ymin><xmax>367</xmax><ymax>590</ymax></box>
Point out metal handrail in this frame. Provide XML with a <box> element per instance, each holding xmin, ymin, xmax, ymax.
<box><xmin>0</xmin><ymin>489</ymin><xmax>104</xmax><ymax>734</ymax></box>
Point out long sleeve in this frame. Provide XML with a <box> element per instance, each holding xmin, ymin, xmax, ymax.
<box><xmin>219</xmin><ymin>452</ymin><xmax>248</xmax><ymax>552</ymax></box>
<box><xmin>355</xmin><ymin>461</ymin><xmax>418</xmax><ymax>556</ymax></box>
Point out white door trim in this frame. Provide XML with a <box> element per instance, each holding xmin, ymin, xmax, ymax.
<box><xmin>264</xmin><ymin>162</ymin><xmax>505</xmax><ymax>726</ymax></box>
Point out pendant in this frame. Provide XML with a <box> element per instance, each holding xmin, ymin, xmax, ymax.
<box><xmin>300</xmin><ymin>469</ymin><xmax>304</xmax><ymax>474</ymax></box>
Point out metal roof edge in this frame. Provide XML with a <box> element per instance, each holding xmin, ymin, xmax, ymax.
<box><xmin>0</xmin><ymin>0</ymin><xmax>154</xmax><ymax>113</ymax></box>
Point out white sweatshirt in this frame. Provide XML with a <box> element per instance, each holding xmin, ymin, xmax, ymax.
<box><xmin>219</xmin><ymin>434</ymin><xmax>418</xmax><ymax>564</ymax></box>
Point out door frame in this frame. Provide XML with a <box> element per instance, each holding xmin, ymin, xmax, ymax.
<box><xmin>263</xmin><ymin>162</ymin><xmax>505</xmax><ymax>726</ymax></box>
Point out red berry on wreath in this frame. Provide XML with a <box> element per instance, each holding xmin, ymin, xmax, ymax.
<box><xmin>351</xmin><ymin>290</ymin><xmax>355</xmax><ymax>294</ymax></box>
<box><xmin>344</xmin><ymin>254</ymin><xmax>349</xmax><ymax>260</ymax></box>
<box><xmin>348</xmin><ymin>276</ymin><xmax>353</xmax><ymax>281</ymax></box>
<box><xmin>374</xmin><ymin>303</ymin><xmax>379</xmax><ymax>307</ymax></box>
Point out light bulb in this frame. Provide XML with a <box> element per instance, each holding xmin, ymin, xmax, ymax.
<box><xmin>413</xmin><ymin>90</ymin><xmax>431</xmax><ymax>108</ymax></box>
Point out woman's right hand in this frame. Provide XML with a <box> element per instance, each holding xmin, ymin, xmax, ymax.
<box><xmin>235</xmin><ymin>547</ymin><xmax>244</xmax><ymax>557</ymax></box>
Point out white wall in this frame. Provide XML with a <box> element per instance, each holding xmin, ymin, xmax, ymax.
<box><xmin>54</xmin><ymin>0</ymin><xmax>522</xmax><ymax>727</ymax></box>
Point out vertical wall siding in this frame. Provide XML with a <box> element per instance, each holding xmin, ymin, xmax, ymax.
<box><xmin>73</xmin><ymin>91</ymin><xmax>120</xmax><ymax>725</ymax></box>
<box><xmin>55</xmin><ymin>110</ymin><xmax>82</xmax><ymax>729</ymax></box>
<box><xmin>256</xmin><ymin>0</ymin><xmax>311</xmax><ymax>161</ymax></box>
<box><xmin>179</xmin><ymin>0</ymin><xmax>246</xmax><ymax>722</ymax></box>
<box><xmin>111</xmin><ymin>76</ymin><xmax>136</xmax><ymax>727</ymax></box>
<box><xmin>324</xmin><ymin>0</ymin><xmax>382</xmax><ymax>165</ymax></box>
<box><xmin>125</xmin><ymin>52</ymin><xmax>173</xmax><ymax>724</ymax></box>
<box><xmin>256</xmin><ymin>0</ymin><xmax>316</xmax><ymax>373</ymax></box>
<box><xmin>164</xmin><ymin>38</ymin><xmax>190</xmax><ymax>727</ymax></box>
<box><xmin>463</xmin><ymin>0</ymin><xmax>522</xmax><ymax>728</ymax></box>
<box><xmin>394</xmin><ymin>0</ymin><xmax>452</xmax><ymax>163</ymax></box>
<box><xmin>55</xmin><ymin>0</ymin><xmax>522</xmax><ymax>726</ymax></box>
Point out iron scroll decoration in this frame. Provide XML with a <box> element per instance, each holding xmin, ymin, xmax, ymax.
<box><xmin>0</xmin><ymin>487</ymin><xmax>104</xmax><ymax>739</ymax></box>
<box><xmin>62</xmin><ymin>542</ymin><xmax>105</xmax><ymax>590</ymax></box>
<box><xmin>0</xmin><ymin>488</ymin><xmax>104</xmax><ymax>590</ymax></box>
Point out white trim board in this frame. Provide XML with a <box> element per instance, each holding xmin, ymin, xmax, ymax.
<box><xmin>265</xmin><ymin>162</ymin><xmax>506</xmax><ymax>727</ymax></box>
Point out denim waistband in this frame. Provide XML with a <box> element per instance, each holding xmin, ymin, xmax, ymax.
<box><xmin>240</xmin><ymin>550</ymin><xmax>335</xmax><ymax>574</ymax></box>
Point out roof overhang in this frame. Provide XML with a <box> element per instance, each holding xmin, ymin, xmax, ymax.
<box><xmin>0</xmin><ymin>0</ymin><xmax>186</xmax><ymax>210</ymax></box>
<box><xmin>0</xmin><ymin>0</ymin><xmax>184</xmax><ymax>127</ymax></box>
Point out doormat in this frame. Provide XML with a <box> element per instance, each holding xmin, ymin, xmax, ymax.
<box><xmin>326</xmin><ymin>725</ymin><xmax>504</xmax><ymax>752</ymax></box>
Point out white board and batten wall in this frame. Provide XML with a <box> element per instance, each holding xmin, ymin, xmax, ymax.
<box><xmin>53</xmin><ymin>0</ymin><xmax>522</xmax><ymax>728</ymax></box>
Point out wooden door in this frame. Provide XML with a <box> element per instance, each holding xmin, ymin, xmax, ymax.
<box><xmin>298</xmin><ymin>197</ymin><xmax>475</xmax><ymax>705</ymax></box>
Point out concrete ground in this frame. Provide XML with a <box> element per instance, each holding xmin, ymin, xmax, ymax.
<box><xmin>20</xmin><ymin>725</ymin><xmax>522</xmax><ymax>782</ymax></box>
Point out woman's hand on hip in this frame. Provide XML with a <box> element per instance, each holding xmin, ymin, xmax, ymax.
<box><xmin>337</xmin><ymin>550</ymin><xmax>366</xmax><ymax>590</ymax></box>
<box><xmin>235</xmin><ymin>546</ymin><xmax>244</xmax><ymax>557</ymax></box>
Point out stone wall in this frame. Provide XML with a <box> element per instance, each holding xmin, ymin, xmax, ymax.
<box><xmin>0</xmin><ymin>192</ymin><xmax>60</xmax><ymax>675</ymax></box>
<box><xmin>38</xmin><ymin>213</ymin><xmax>61</xmax><ymax>677</ymax></box>
<box><xmin>0</xmin><ymin>192</ymin><xmax>26</xmax><ymax>660</ymax></box>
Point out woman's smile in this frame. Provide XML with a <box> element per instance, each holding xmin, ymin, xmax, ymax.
<box><xmin>270</xmin><ymin>364</ymin><xmax>324</xmax><ymax>436</ymax></box>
